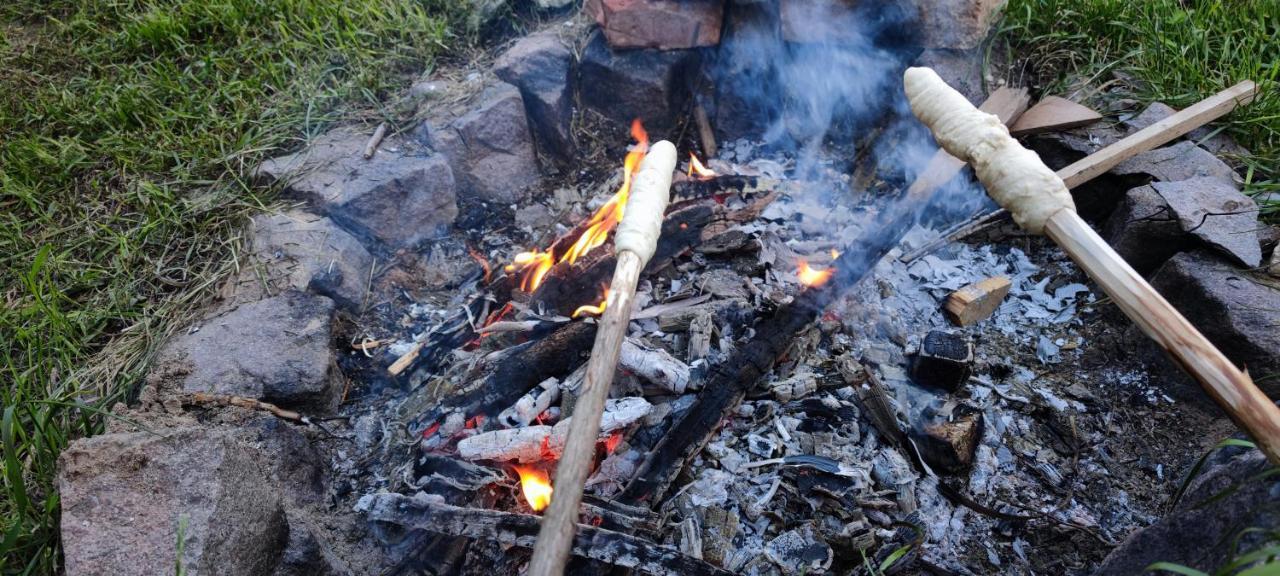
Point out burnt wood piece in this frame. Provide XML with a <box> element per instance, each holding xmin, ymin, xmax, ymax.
<box><xmin>399</xmin><ymin>275</ymin><xmax>515</xmax><ymax>379</ymax></box>
<box><xmin>619</xmin><ymin>202</ymin><xmax>921</xmax><ymax>506</ymax></box>
<box><xmin>908</xmin><ymin>329</ymin><xmax>973</xmax><ymax>392</ymax></box>
<box><xmin>410</xmin><ymin>321</ymin><xmax>597</xmax><ymax>431</ymax></box>
<box><xmin>910</xmin><ymin>404</ymin><xmax>984</xmax><ymax>473</ymax></box>
<box><xmin>530</xmin><ymin>204</ymin><xmax>715</xmax><ymax>315</ymax></box>
<box><xmin>361</xmin><ymin>494</ymin><xmax>733</xmax><ymax>576</ymax></box>
<box><xmin>670</xmin><ymin>175</ymin><xmax>779</xmax><ymax>202</ymax></box>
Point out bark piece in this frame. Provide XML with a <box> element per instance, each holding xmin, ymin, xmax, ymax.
<box><xmin>943</xmin><ymin>276</ymin><xmax>1011</xmax><ymax>326</ymax></box>
<box><xmin>1009</xmin><ymin>96</ymin><xmax>1103</xmax><ymax>137</ymax></box>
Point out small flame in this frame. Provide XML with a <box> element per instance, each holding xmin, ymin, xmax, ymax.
<box><xmin>508</xmin><ymin>120</ymin><xmax>649</xmax><ymax>293</ymax></box>
<box><xmin>797</xmin><ymin>260</ymin><xmax>834</xmax><ymax>288</ymax></box>
<box><xmin>572</xmin><ymin>287</ymin><xmax>611</xmax><ymax>319</ymax></box>
<box><xmin>688</xmin><ymin>152</ymin><xmax>717</xmax><ymax>179</ymax></box>
<box><xmin>514</xmin><ymin>465</ymin><xmax>553</xmax><ymax>512</ymax></box>
<box><xmin>830</xmin><ymin>248</ymin><xmax>841</xmax><ymax>260</ymax></box>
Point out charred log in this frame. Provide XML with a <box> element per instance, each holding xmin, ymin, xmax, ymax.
<box><xmin>408</xmin><ymin>321</ymin><xmax>597</xmax><ymax>432</ymax></box>
<box><xmin>619</xmin><ymin>202</ymin><xmax>921</xmax><ymax>506</ymax></box>
<box><xmin>360</xmin><ymin>494</ymin><xmax>733</xmax><ymax>576</ymax></box>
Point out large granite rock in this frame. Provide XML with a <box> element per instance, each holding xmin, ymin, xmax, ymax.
<box><xmin>59</xmin><ymin>427</ymin><xmax>288</xmax><ymax>576</ymax></box>
<box><xmin>1094</xmin><ymin>446</ymin><xmax>1280</xmax><ymax>576</ymax></box>
<box><xmin>494</xmin><ymin>30</ymin><xmax>575</xmax><ymax>166</ymax></box>
<box><xmin>1102</xmin><ymin>185</ymin><xmax>1192</xmax><ymax>274</ymax></box>
<box><xmin>431</xmin><ymin>83</ymin><xmax>542</xmax><ymax>204</ymax></box>
<box><xmin>1146</xmin><ymin>250</ymin><xmax>1280</xmax><ymax>399</ymax></box>
<box><xmin>233</xmin><ymin>210</ymin><xmax>374</xmax><ymax>310</ymax></box>
<box><xmin>579</xmin><ymin>30</ymin><xmax>698</xmax><ymax>136</ymax></box>
<box><xmin>586</xmin><ymin>0</ymin><xmax>724</xmax><ymax>49</ymax></box>
<box><xmin>1153</xmin><ymin>178</ymin><xmax>1261</xmax><ymax>267</ymax></box>
<box><xmin>155</xmin><ymin>291</ymin><xmax>339</xmax><ymax>410</ymax></box>
<box><xmin>257</xmin><ymin>127</ymin><xmax>457</xmax><ymax>248</ymax></box>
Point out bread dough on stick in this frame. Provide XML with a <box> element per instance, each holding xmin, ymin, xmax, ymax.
<box><xmin>614</xmin><ymin>140</ymin><xmax>677</xmax><ymax>265</ymax></box>
<box><xmin>904</xmin><ymin>67</ymin><xmax>1075</xmax><ymax>234</ymax></box>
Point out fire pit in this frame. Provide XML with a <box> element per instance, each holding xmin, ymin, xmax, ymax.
<box><xmin>55</xmin><ymin>2</ymin><xmax>1280</xmax><ymax>576</ymax></box>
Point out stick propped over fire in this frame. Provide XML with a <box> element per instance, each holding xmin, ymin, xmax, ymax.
<box><xmin>527</xmin><ymin>139</ymin><xmax>679</xmax><ymax>576</ymax></box>
<box><xmin>904</xmin><ymin>66</ymin><xmax>1280</xmax><ymax>463</ymax></box>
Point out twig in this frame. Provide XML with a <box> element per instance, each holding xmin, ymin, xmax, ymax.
<box><xmin>185</xmin><ymin>392</ymin><xmax>348</xmax><ymax>438</ymax></box>
<box><xmin>363</xmin><ymin>122</ymin><xmax>387</xmax><ymax>159</ymax></box>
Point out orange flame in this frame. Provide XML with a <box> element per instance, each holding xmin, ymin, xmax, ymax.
<box><xmin>508</xmin><ymin>120</ymin><xmax>650</xmax><ymax>293</ymax></box>
<box><xmin>688</xmin><ymin>152</ymin><xmax>716</xmax><ymax>179</ymax></box>
<box><xmin>514</xmin><ymin>465</ymin><xmax>553</xmax><ymax>512</ymax></box>
<box><xmin>572</xmin><ymin>287</ymin><xmax>611</xmax><ymax>319</ymax></box>
<box><xmin>797</xmin><ymin>260</ymin><xmax>834</xmax><ymax>288</ymax></box>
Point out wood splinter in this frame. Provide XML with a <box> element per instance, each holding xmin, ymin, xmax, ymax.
<box><xmin>944</xmin><ymin>276</ymin><xmax>1011</xmax><ymax>326</ymax></box>
<box><xmin>906</xmin><ymin>66</ymin><xmax>1280</xmax><ymax>464</ymax></box>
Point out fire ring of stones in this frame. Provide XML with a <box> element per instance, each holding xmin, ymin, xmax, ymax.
<box><xmin>59</xmin><ymin>2</ymin><xmax>1280</xmax><ymax>575</ymax></box>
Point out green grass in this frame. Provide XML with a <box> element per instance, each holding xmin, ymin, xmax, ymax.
<box><xmin>0</xmin><ymin>1</ymin><xmax>471</xmax><ymax>572</ymax></box>
<box><xmin>999</xmin><ymin>0</ymin><xmax>1280</xmax><ymax>217</ymax></box>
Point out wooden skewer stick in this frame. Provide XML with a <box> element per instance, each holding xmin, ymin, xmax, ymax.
<box><xmin>1058</xmin><ymin>80</ymin><xmax>1256</xmax><ymax>188</ymax></box>
<box><xmin>528</xmin><ymin>140</ymin><xmax>678</xmax><ymax>576</ymax></box>
<box><xmin>905</xmin><ymin>67</ymin><xmax>1280</xmax><ymax>464</ymax></box>
<box><xmin>902</xmin><ymin>80</ymin><xmax>1260</xmax><ymax>262</ymax></box>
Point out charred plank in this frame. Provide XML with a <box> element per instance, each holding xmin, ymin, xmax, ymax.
<box><xmin>360</xmin><ymin>494</ymin><xmax>732</xmax><ymax>576</ymax></box>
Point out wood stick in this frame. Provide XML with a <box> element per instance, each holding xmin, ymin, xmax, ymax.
<box><xmin>905</xmin><ymin>67</ymin><xmax>1280</xmax><ymax>463</ymax></box>
<box><xmin>1058</xmin><ymin>80</ymin><xmax>1256</xmax><ymax>188</ymax></box>
<box><xmin>361</xmin><ymin>494</ymin><xmax>731</xmax><ymax>576</ymax></box>
<box><xmin>363</xmin><ymin>122</ymin><xmax>388</xmax><ymax>159</ymax></box>
<box><xmin>529</xmin><ymin>141</ymin><xmax>678</xmax><ymax>576</ymax></box>
<box><xmin>904</xmin><ymin>80</ymin><xmax>1260</xmax><ymax>262</ymax></box>
<box><xmin>1045</xmin><ymin>210</ymin><xmax>1280</xmax><ymax>462</ymax></box>
<box><xmin>693</xmin><ymin>100</ymin><xmax>717</xmax><ymax>159</ymax></box>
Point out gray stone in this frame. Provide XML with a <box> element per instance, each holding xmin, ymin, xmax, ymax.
<box><xmin>1146</xmin><ymin>250</ymin><xmax>1280</xmax><ymax>399</ymax></box>
<box><xmin>1112</xmin><ymin>141</ymin><xmax>1239</xmax><ymax>185</ymax></box>
<box><xmin>1270</xmin><ymin>245</ymin><xmax>1280</xmax><ymax>279</ymax></box>
<box><xmin>257</xmin><ymin>127</ymin><xmax>457</xmax><ymax>248</ymax></box>
<box><xmin>911</xmin><ymin>0</ymin><xmax>1005</xmax><ymax>50</ymax></box>
<box><xmin>1122</xmin><ymin>101</ymin><xmax>1250</xmax><ymax>157</ymax></box>
<box><xmin>59</xmin><ymin>427</ymin><xmax>288</xmax><ymax>576</ymax></box>
<box><xmin>1153</xmin><ymin>177</ymin><xmax>1261</xmax><ymax>267</ymax></box>
<box><xmin>587</xmin><ymin>0</ymin><xmax>724</xmax><ymax>50</ymax></box>
<box><xmin>913</xmin><ymin>48</ymin><xmax>985</xmax><ymax>105</ymax></box>
<box><xmin>494</xmin><ymin>30</ymin><xmax>575</xmax><ymax>165</ymax></box>
<box><xmin>579</xmin><ymin>30</ymin><xmax>698</xmax><ymax>136</ymax></box>
<box><xmin>233</xmin><ymin>210</ymin><xmax>374</xmax><ymax>310</ymax></box>
<box><xmin>1094</xmin><ymin>446</ymin><xmax>1280</xmax><ymax>576</ymax></box>
<box><xmin>156</xmin><ymin>291</ymin><xmax>339</xmax><ymax>410</ymax></box>
<box><xmin>432</xmin><ymin>83</ymin><xmax>542</xmax><ymax>204</ymax></box>
<box><xmin>1102</xmin><ymin>185</ymin><xmax>1192</xmax><ymax>274</ymax></box>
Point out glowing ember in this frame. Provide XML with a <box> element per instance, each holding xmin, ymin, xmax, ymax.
<box><xmin>469</xmin><ymin>248</ymin><xmax>492</xmax><ymax>283</ymax></box>
<box><xmin>572</xmin><ymin>288</ymin><xmax>612</xmax><ymax>319</ymax></box>
<box><xmin>687</xmin><ymin>152</ymin><xmax>716</xmax><ymax>179</ymax></box>
<box><xmin>604</xmin><ymin>432</ymin><xmax>623</xmax><ymax>453</ymax></box>
<box><xmin>514</xmin><ymin>465</ymin><xmax>553</xmax><ymax>512</ymax></box>
<box><xmin>507</xmin><ymin>120</ymin><xmax>650</xmax><ymax>293</ymax></box>
<box><xmin>797</xmin><ymin>260</ymin><xmax>834</xmax><ymax>288</ymax></box>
